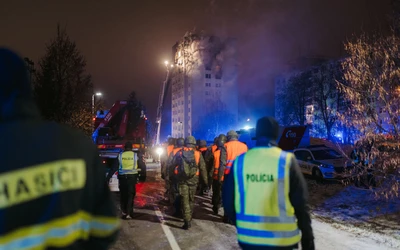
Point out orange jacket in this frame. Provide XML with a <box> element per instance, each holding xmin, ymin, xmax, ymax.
<box><xmin>224</xmin><ymin>140</ymin><xmax>248</xmax><ymax>175</ymax></box>
<box><xmin>167</xmin><ymin>145</ymin><xmax>175</xmax><ymax>157</ymax></box>
<box><xmin>213</xmin><ymin>149</ymin><xmax>221</xmax><ymax>181</ymax></box>
<box><xmin>174</xmin><ymin>147</ymin><xmax>200</xmax><ymax>176</ymax></box>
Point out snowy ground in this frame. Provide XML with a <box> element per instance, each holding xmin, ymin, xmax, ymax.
<box><xmin>109</xmin><ymin>163</ymin><xmax>400</xmax><ymax>250</ymax></box>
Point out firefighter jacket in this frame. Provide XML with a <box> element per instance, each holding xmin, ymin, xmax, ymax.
<box><xmin>0</xmin><ymin>48</ymin><xmax>119</xmax><ymax>250</ymax></box>
<box><xmin>172</xmin><ymin>147</ymin><xmax>208</xmax><ymax>186</ymax></box>
<box><xmin>222</xmin><ymin>146</ymin><xmax>314</xmax><ymax>250</ymax></box>
<box><xmin>212</xmin><ymin>147</ymin><xmax>227</xmax><ymax>182</ymax></box>
<box><xmin>118</xmin><ymin>150</ymin><xmax>139</xmax><ymax>175</ymax></box>
<box><xmin>225</xmin><ymin>140</ymin><xmax>248</xmax><ymax>175</ymax></box>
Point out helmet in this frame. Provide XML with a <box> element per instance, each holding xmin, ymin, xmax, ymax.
<box><xmin>176</xmin><ymin>137</ymin><xmax>185</xmax><ymax>147</ymax></box>
<box><xmin>124</xmin><ymin>141</ymin><xmax>132</xmax><ymax>150</ymax></box>
<box><xmin>213</xmin><ymin>137</ymin><xmax>218</xmax><ymax>144</ymax></box>
<box><xmin>227</xmin><ymin>130</ymin><xmax>238</xmax><ymax>141</ymax></box>
<box><xmin>185</xmin><ymin>136</ymin><xmax>196</xmax><ymax>146</ymax></box>
<box><xmin>217</xmin><ymin>134</ymin><xmax>227</xmax><ymax>147</ymax></box>
<box><xmin>199</xmin><ymin>140</ymin><xmax>207</xmax><ymax>147</ymax></box>
<box><xmin>168</xmin><ymin>137</ymin><xmax>176</xmax><ymax>145</ymax></box>
<box><xmin>255</xmin><ymin>116</ymin><xmax>279</xmax><ymax>141</ymax></box>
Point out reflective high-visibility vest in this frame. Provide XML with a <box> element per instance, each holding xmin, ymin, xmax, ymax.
<box><xmin>118</xmin><ymin>151</ymin><xmax>138</xmax><ymax>175</ymax></box>
<box><xmin>174</xmin><ymin>147</ymin><xmax>200</xmax><ymax>176</ymax></box>
<box><xmin>225</xmin><ymin>140</ymin><xmax>248</xmax><ymax>175</ymax></box>
<box><xmin>233</xmin><ymin>147</ymin><xmax>301</xmax><ymax>247</ymax></box>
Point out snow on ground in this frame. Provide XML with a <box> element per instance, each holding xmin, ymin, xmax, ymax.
<box><xmin>110</xmin><ymin>164</ymin><xmax>400</xmax><ymax>250</ymax></box>
<box><xmin>313</xmin><ymin>219</ymin><xmax>399</xmax><ymax>250</ymax></box>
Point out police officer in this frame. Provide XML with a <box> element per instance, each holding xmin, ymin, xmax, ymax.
<box><xmin>117</xmin><ymin>141</ymin><xmax>141</xmax><ymax>219</ymax></box>
<box><xmin>222</xmin><ymin>117</ymin><xmax>314</xmax><ymax>250</ymax></box>
<box><xmin>0</xmin><ymin>48</ymin><xmax>119</xmax><ymax>249</ymax></box>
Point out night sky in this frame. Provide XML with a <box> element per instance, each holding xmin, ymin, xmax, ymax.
<box><xmin>1</xmin><ymin>0</ymin><xmax>392</xmax><ymax>138</ymax></box>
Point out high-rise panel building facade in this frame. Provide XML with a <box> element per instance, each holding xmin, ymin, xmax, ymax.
<box><xmin>170</xmin><ymin>32</ymin><xmax>238</xmax><ymax>140</ymax></box>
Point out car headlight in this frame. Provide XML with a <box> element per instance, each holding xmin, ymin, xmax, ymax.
<box><xmin>320</xmin><ymin>164</ymin><xmax>334</xmax><ymax>169</ymax></box>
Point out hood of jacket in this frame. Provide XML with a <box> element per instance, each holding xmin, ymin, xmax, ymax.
<box><xmin>0</xmin><ymin>48</ymin><xmax>41</xmax><ymax>122</ymax></box>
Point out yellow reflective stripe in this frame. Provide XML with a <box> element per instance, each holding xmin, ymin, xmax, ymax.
<box><xmin>0</xmin><ymin>210</ymin><xmax>120</xmax><ymax>249</ymax></box>
<box><xmin>90</xmin><ymin>215</ymin><xmax>121</xmax><ymax>238</ymax></box>
<box><xmin>0</xmin><ymin>159</ymin><xmax>86</xmax><ymax>210</ymax></box>
<box><xmin>236</xmin><ymin>220</ymin><xmax>298</xmax><ymax>231</ymax></box>
<box><xmin>238</xmin><ymin>234</ymin><xmax>301</xmax><ymax>246</ymax></box>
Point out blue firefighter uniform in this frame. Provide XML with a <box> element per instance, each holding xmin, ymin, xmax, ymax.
<box><xmin>0</xmin><ymin>48</ymin><xmax>119</xmax><ymax>250</ymax></box>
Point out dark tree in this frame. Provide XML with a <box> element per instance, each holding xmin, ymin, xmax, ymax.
<box><xmin>34</xmin><ymin>24</ymin><xmax>93</xmax><ymax>135</ymax></box>
<box><xmin>276</xmin><ymin>71</ymin><xmax>313</xmax><ymax>126</ymax></box>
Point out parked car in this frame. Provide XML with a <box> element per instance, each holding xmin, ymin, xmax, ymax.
<box><xmin>293</xmin><ymin>145</ymin><xmax>354</xmax><ymax>181</ymax></box>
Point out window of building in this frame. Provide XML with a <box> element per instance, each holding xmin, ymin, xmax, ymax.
<box><xmin>216</xmin><ymin>83</ymin><xmax>222</xmax><ymax>87</ymax></box>
<box><xmin>188</xmin><ymin>108</ymin><xmax>191</xmax><ymax>112</ymax></box>
<box><xmin>205</xmin><ymin>82</ymin><xmax>211</xmax><ymax>87</ymax></box>
<box><xmin>205</xmin><ymin>73</ymin><xmax>211</xmax><ymax>79</ymax></box>
<box><xmin>205</xmin><ymin>91</ymin><xmax>209</xmax><ymax>96</ymax></box>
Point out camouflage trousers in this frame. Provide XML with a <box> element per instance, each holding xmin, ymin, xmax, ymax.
<box><xmin>164</xmin><ymin>179</ymin><xmax>170</xmax><ymax>198</ymax></box>
<box><xmin>212</xmin><ymin>180</ymin><xmax>222</xmax><ymax>210</ymax></box>
<box><xmin>179</xmin><ymin>184</ymin><xmax>197</xmax><ymax>221</ymax></box>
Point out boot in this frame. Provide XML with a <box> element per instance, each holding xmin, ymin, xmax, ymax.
<box><xmin>182</xmin><ymin>220</ymin><xmax>191</xmax><ymax>230</ymax></box>
<box><xmin>212</xmin><ymin>206</ymin><xmax>219</xmax><ymax>215</ymax></box>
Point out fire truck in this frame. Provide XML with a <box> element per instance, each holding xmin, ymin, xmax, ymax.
<box><xmin>92</xmin><ymin>100</ymin><xmax>147</xmax><ymax>190</ymax></box>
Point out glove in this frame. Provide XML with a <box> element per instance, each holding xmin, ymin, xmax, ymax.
<box><xmin>301</xmin><ymin>238</ymin><xmax>315</xmax><ymax>250</ymax></box>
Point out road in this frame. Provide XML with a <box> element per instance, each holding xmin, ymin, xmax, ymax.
<box><xmin>109</xmin><ymin>163</ymin><xmax>399</xmax><ymax>250</ymax></box>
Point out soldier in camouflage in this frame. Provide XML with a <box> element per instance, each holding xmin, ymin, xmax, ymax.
<box><xmin>174</xmin><ymin>136</ymin><xmax>208</xmax><ymax>230</ymax></box>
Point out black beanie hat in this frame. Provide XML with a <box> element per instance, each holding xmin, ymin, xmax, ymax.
<box><xmin>255</xmin><ymin>116</ymin><xmax>279</xmax><ymax>141</ymax></box>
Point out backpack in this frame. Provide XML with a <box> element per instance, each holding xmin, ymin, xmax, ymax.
<box><xmin>175</xmin><ymin>149</ymin><xmax>198</xmax><ymax>180</ymax></box>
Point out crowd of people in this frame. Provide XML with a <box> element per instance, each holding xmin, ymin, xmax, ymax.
<box><xmin>160</xmin><ymin>130</ymin><xmax>248</xmax><ymax>228</ymax></box>
<box><xmin>158</xmin><ymin>117</ymin><xmax>315</xmax><ymax>250</ymax></box>
<box><xmin>0</xmin><ymin>48</ymin><xmax>314</xmax><ymax>250</ymax></box>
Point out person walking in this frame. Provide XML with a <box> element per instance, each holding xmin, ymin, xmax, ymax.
<box><xmin>211</xmin><ymin>134</ymin><xmax>227</xmax><ymax>215</ymax></box>
<box><xmin>0</xmin><ymin>48</ymin><xmax>119</xmax><ymax>249</ymax></box>
<box><xmin>117</xmin><ymin>141</ymin><xmax>141</xmax><ymax>219</ymax></box>
<box><xmin>167</xmin><ymin>137</ymin><xmax>185</xmax><ymax>215</ymax></box>
<box><xmin>172</xmin><ymin>136</ymin><xmax>208</xmax><ymax>229</ymax></box>
<box><xmin>222</xmin><ymin>117</ymin><xmax>314</xmax><ymax>250</ymax></box>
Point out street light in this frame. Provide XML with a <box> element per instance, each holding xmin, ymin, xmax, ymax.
<box><xmin>92</xmin><ymin>92</ymin><xmax>102</xmax><ymax>115</ymax></box>
<box><xmin>92</xmin><ymin>92</ymin><xmax>102</xmax><ymax>131</ymax></box>
<box><xmin>164</xmin><ymin>60</ymin><xmax>169</xmax><ymax>66</ymax></box>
